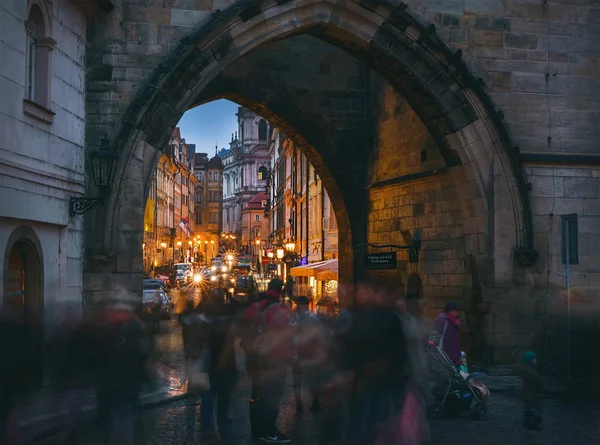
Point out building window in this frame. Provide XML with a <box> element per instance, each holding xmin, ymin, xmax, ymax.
<box><xmin>195</xmin><ymin>214</ymin><xmax>202</xmax><ymax>224</ymax></box>
<box><xmin>258</xmin><ymin>119</ymin><xmax>267</xmax><ymax>141</ymax></box>
<box><xmin>255</xmin><ymin>229</ymin><xmax>260</xmax><ymax>238</ymax></box>
<box><xmin>195</xmin><ymin>192</ymin><xmax>202</xmax><ymax>203</ymax></box>
<box><xmin>255</xmin><ymin>215</ymin><xmax>260</xmax><ymax>222</ymax></box>
<box><xmin>23</xmin><ymin>2</ymin><xmax>55</xmax><ymax>122</ymax></box>
<box><xmin>195</xmin><ymin>172</ymin><xmax>202</xmax><ymax>181</ymax></box>
<box><xmin>561</xmin><ymin>214</ymin><xmax>579</xmax><ymax>265</ymax></box>
<box><xmin>258</xmin><ymin>166</ymin><xmax>268</xmax><ymax>181</ymax></box>
<box><xmin>210</xmin><ymin>213</ymin><xmax>218</xmax><ymax>224</ymax></box>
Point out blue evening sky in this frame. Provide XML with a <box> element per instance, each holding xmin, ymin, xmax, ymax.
<box><xmin>176</xmin><ymin>99</ymin><xmax>240</xmax><ymax>154</ymax></box>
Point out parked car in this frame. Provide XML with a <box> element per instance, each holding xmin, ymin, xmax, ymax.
<box><xmin>234</xmin><ymin>276</ymin><xmax>257</xmax><ymax>298</ymax></box>
<box><xmin>143</xmin><ymin>278</ymin><xmax>165</xmax><ymax>290</ymax></box>
<box><xmin>142</xmin><ymin>289</ymin><xmax>171</xmax><ymax>320</ymax></box>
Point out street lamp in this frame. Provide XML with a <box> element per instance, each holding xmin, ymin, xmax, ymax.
<box><xmin>69</xmin><ymin>134</ymin><xmax>118</xmax><ymax>217</ymax></box>
<box><xmin>160</xmin><ymin>242</ymin><xmax>167</xmax><ymax>249</ymax></box>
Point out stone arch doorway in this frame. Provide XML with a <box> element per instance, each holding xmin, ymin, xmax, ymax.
<box><xmin>3</xmin><ymin>226</ymin><xmax>45</xmax><ymax>384</ymax></box>
<box><xmin>84</xmin><ymin>0</ymin><xmax>535</xmax><ymax>310</ymax></box>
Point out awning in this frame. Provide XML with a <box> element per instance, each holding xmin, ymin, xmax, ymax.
<box><xmin>315</xmin><ymin>259</ymin><xmax>338</xmax><ymax>281</ymax></box>
<box><xmin>290</xmin><ymin>259</ymin><xmax>338</xmax><ymax>281</ymax></box>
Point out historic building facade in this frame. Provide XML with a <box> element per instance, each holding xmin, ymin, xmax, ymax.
<box><xmin>222</xmin><ymin>107</ymin><xmax>271</xmax><ymax>244</ymax></box>
<box><xmin>192</xmin><ymin>149</ymin><xmax>223</xmax><ymax>263</ymax></box>
<box><xmin>267</xmin><ymin>129</ymin><xmax>339</xmax><ymax>265</ymax></box>
<box><xmin>241</xmin><ymin>192</ymin><xmax>270</xmax><ymax>255</ymax></box>
<box><xmin>0</xmin><ymin>0</ymin><xmax>88</xmax><ymax>359</ymax></box>
<box><xmin>143</xmin><ymin>128</ymin><xmax>196</xmax><ymax>271</ymax></box>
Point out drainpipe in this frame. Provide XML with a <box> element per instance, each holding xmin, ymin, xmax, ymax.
<box><xmin>321</xmin><ymin>179</ymin><xmax>325</xmax><ymax>262</ymax></box>
<box><xmin>305</xmin><ymin>155</ymin><xmax>309</xmax><ymax>261</ymax></box>
<box><xmin>172</xmin><ymin>157</ymin><xmax>181</xmax><ymax>266</ymax></box>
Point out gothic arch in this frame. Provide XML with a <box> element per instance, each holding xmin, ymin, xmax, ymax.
<box><xmin>94</xmin><ymin>0</ymin><xmax>537</xmax><ymax>296</ymax></box>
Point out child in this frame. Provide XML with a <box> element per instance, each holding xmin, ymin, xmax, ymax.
<box><xmin>459</xmin><ymin>351</ymin><xmax>469</xmax><ymax>374</ymax></box>
<box><xmin>520</xmin><ymin>351</ymin><xmax>542</xmax><ymax>430</ymax></box>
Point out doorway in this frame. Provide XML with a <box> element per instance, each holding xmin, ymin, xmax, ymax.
<box><xmin>3</xmin><ymin>231</ymin><xmax>44</xmax><ymax>385</ymax></box>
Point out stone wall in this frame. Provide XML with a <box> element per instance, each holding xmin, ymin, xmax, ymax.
<box><xmin>402</xmin><ymin>0</ymin><xmax>600</xmax><ymax>158</ymax></box>
<box><xmin>527</xmin><ymin>164</ymin><xmax>600</xmax><ymax>378</ymax></box>
<box><xmin>368</xmin><ymin>84</ymin><xmax>466</xmax><ymax>304</ymax></box>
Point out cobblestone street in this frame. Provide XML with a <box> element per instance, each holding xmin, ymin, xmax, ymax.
<box><xmin>33</xmin><ymin>320</ymin><xmax>600</xmax><ymax>445</ymax></box>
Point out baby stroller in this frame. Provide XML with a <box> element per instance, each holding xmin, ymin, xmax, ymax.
<box><xmin>426</xmin><ymin>343</ymin><xmax>489</xmax><ymax>420</ymax></box>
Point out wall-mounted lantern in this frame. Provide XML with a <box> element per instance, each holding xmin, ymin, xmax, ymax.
<box><xmin>69</xmin><ymin>134</ymin><xmax>118</xmax><ymax>217</ymax></box>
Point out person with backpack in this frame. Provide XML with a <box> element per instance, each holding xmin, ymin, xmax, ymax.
<box><xmin>240</xmin><ymin>278</ymin><xmax>293</xmax><ymax>444</ymax></box>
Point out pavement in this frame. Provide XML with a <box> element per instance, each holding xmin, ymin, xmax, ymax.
<box><xmin>30</xmin><ymin>369</ymin><xmax>600</xmax><ymax>445</ymax></box>
<box><xmin>20</xmin><ymin>316</ymin><xmax>590</xmax><ymax>445</ymax></box>
<box><xmin>17</xmin><ymin>319</ymin><xmax>190</xmax><ymax>444</ymax></box>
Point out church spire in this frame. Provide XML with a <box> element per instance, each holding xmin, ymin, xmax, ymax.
<box><xmin>215</xmin><ymin>143</ymin><xmax>218</xmax><ymax>157</ymax></box>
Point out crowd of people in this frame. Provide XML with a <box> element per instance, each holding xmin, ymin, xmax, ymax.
<box><xmin>0</xmin><ymin>278</ymin><xmax>545</xmax><ymax>444</ymax></box>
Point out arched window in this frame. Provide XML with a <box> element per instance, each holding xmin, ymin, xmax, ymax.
<box><xmin>258</xmin><ymin>166</ymin><xmax>268</xmax><ymax>181</ymax></box>
<box><xmin>258</xmin><ymin>119</ymin><xmax>267</xmax><ymax>141</ymax></box>
<box><xmin>24</xmin><ymin>2</ymin><xmax>55</xmax><ymax>121</ymax></box>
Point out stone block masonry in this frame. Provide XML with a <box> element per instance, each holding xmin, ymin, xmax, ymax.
<box><xmin>81</xmin><ymin>0</ymin><xmax>600</xmax><ymax>370</ymax></box>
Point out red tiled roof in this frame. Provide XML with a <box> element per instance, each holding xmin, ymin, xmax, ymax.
<box><xmin>244</xmin><ymin>192</ymin><xmax>267</xmax><ymax>210</ymax></box>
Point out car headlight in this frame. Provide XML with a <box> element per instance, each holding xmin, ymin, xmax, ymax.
<box><xmin>193</xmin><ymin>274</ymin><xmax>202</xmax><ymax>282</ymax></box>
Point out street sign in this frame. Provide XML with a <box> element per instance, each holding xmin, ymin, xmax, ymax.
<box><xmin>365</xmin><ymin>252</ymin><xmax>397</xmax><ymax>270</ymax></box>
<box><xmin>261</xmin><ymin>256</ymin><xmax>270</xmax><ymax>265</ymax></box>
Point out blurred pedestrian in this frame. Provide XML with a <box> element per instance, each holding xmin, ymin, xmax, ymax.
<box><xmin>338</xmin><ymin>280</ymin><xmax>427</xmax><ymax>445</ymax></box>
<box><xmin>195</xmin><ymin>288</ymin><xmax>238</xmax><ymax>438</ymax></box>
<box><xmin>92</xmin><ymin>290</ymin><xmax>152</xmax><ymax>445</ymax></box>
<box><xmin>429</xmin><ymin>301</ymin><xmax>462</xmax><ymax>366</ymax></box>
<box><xmin>290</xmin><ymin>296</ymin><xmax>322</xmax><ymax>413</ymax></box>
<box><xmin>520</xmin><ymin>351</ymin><xmax>543</xmax><ymax>430</ymax></box>
<box><xmin>239</xmin><ymin>278</ymin><xmax>293</xmax><ymax>443</ymax></box>
<box><xmin>0</xmin><ymin>302</ymin><xmax>40</xmax><ymax>445</ymax></box>
<box><xmin>284</xmin><ymin>276</ymin><xmax>294</xmax><ymax>300</ymax></box>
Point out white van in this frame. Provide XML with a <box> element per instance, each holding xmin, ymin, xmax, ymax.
<box><xmin>173</xmin><ymin>263</ymin><xmax>192</xmax><ymax>284</ymax></box>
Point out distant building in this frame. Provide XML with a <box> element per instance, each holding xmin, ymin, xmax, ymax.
<box><xmin>266</xmin><ymin>128</ymin><xmax>338</xmax><ymax>284</ymax></box>
<box><xmin>241</xmin><ymin>192</ymin><xmax>270</xmax><ymax>255</ymax></box>
<box><xmin>143</xmin><ymin>128</ymin><xmax>196</xmax><ymax>271</ymax></box>
<box><xmin>222</xmin><ymin>107</ymin><xmax>271</xmax><ymax>244</ymax></box>
<box><xmin>192</xmin><ymin>148</ymin><xmax>223</xmax><ymax>263</ymax></box>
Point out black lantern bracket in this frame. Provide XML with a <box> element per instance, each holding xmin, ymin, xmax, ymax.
<box><xmin>69</xmin><ymin>197</ymin><xmax>105</xmax><ymax>217</ymax></box>
<box><xmin>69</xmin><ymin>134</ymin><xmax>118</xmax><ymax>218</ymax></box>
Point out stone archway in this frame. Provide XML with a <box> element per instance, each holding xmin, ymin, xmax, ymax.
<box><xmin>85</xmin><ymin>0</ymin><xmax>535</xmax><ymax>308</ymax></box>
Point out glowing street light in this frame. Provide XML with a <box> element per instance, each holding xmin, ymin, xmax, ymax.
<box><xmin>227</xmin><ymin>254</ymin><xmax>234</xmax><ymax>262</ymax></box>
<box><xmin>267</xmin><ymin>251</ymin><xmax>274</xmax><ymax>258</ymax></box>
<box><xmin>160</xmin><ymin>242</ymin><xmax>167</xmax><ymax>248</ymax></box>
<box><xmin>277</xmin><ymin>248</ymin><xmax>285</xmax><ymax>259</ymax></box>
<box><xmin>188</xmin><ymin>241</ymin><xmax>192</xmax><ymax>246</ymax></box>
<box><xmin>177</xmin><ymin>241</ymin><xmax>182</xmax><ymax>247</ymax></box>
<box><xmin>255</xmin><ymin>239</ymin><xmax>261</xmax><ymax>246</ymax></box>
<box><xmin>221</xmin><ymin>265</ymin><xmax>228</xmax><ymax>273</ymax></box>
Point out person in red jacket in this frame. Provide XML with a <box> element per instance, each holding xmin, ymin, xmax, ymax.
<box><xmin>242</xmin><ymin>279</ymin><xmax>293</xmax><ymax>444</ymax></box>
